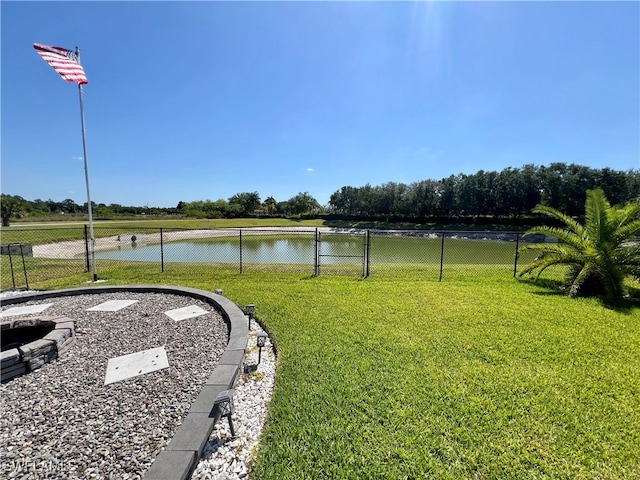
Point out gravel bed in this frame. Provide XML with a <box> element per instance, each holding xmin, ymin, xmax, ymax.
<box><xmin>0</xmin><ymin>292</ymin><xmax>228</xmax><ymax>479</ymax></box>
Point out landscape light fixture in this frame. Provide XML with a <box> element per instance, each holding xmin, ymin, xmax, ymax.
<box><xmin>256</xmin><ymin>331</ymin><xmax>268</xmax><ymax>364</ymax></box>
<box><xmin>214</xmin><ymin>289</ymin><xmax>223</xmax><ymax>295</ymax></box>
<box><xmin>246</xmin><ymin>304</ymin><xmax>255</xmax><ymax>329</ymax></box>
<box><xmin>214</xmin><ymin>389</ymin><xmax>236</xmax><ymax>436</ymax></box>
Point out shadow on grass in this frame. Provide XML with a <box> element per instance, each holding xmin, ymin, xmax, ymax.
<box><xmin>600</xmin><ymin>297</ymin><xmax>639</xmax><ymax>313</ymax></box>
<box><xmin>518</xmin><ymin>277</ymin><xmax>566</xmax><ymax>296</ymax></box>
<box><xmin>519</xmin><ymin>277</ymin><xmax>640</xmax><ymax>313</ymax></box>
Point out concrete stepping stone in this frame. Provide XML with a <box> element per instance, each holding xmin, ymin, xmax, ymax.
<box><xmin>104</xmin><ymin>346</ymin><xmax>169</xmax><ymax>385</ymax></box>
<box><xmin>87</xmin><ymin>300</ymin><xmax>139</xmax><ymax>312</ymax></box>
<box><xmin>164</xmin><ymin>305</ymin><xmax>208</xmax><ymax>322</ymax></box>
<box><xmin>0</xmin><ymin>304</ymin><xmax>54</xmax><ymax>317</ymax></box>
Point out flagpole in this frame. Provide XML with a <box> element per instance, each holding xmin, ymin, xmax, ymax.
<box><xmin>76</xmin><ymin>47</ymin><xmax>98</xmax><ymax>282</ymax></box>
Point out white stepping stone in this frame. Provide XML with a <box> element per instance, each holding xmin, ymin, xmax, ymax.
<box><xmin>0</xmin><ymin>303</ymin><xmax>54</xmax><ymax>317</ymax></box>
<box><xmin>104</xmin><ymin>346</ymin><xmax>169</xmax><ymax>385</ymax></box>
<box><xmin>87</xmin><ymin>299</ymin><xmax>138</xmax><ymax>312</ymax></box>
<box><xmin>164</xmin><ymin>305</ymin><xmax>208</xmax><ymax>322</ymax></box>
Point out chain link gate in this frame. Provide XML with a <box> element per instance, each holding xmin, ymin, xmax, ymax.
<box><xmin>314</xmin><ymin>229</ymin><xmax>369</xmax><ymax>277</ymax></box>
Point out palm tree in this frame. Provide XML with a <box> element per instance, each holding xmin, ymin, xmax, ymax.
<box><xmin>519</xmin><ymin>189</ymin><xmax>640</xmax><ymax>298</ymax></box>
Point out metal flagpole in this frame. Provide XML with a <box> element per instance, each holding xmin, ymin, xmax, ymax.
<box><xmin>76</xmin><ymin>47</ymin><xmax>98</xmax><ymax>282</ymax></box>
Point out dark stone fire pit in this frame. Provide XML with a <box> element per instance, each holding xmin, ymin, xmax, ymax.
<box><xmin>1</xmin><ymin>316</ymin><xmax>76</xmax><ymax>382</ymax></box>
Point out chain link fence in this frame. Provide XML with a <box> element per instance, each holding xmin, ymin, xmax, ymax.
<box><xmin>1</xmin><ymin>226</ymin><xmax>542</xmax><ymax>290</ymax></box>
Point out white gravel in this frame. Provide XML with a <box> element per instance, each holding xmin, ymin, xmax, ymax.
<box><xmin>0</xmin><ymin>291</ymin><xmax>276</xmax><ymax>480</ymax></box>
<box><xmin>190</xmin><ymin>325</ymin><xmax>275</xmax><ymax>480</ymax></box>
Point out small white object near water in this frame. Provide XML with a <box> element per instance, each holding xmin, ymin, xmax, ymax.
<box><xmin>87</xmin><ymin>299</ymin><xmax>138</xmax><ymax>312</ymax></box>
<box><xmin>0</xmin><ymin>303</ymin><xmax>54</xmax><ymax>317</ymax></box>
<box><xmin>104</xmin><ymin>346</ymin><xmax>169</xmax><ymax>385</ymax></box>
<box><xmin>164</xmin><ymin>305</ymin><xmax>208</xmax><ymax>322</ymax></box>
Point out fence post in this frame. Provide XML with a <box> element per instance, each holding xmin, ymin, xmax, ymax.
<box><xmin>239</xmin><ymin>229</ymin><xmax>243</xmax><ymax>274</ymax></box>
<box><xmin>83</xmin><ymin>225</ymin><xmax>90</xmax><ymax>272</ymax></box>
<box><xmin>361</xmin><ymin>230</ymin><xmax>365</xmax><ymax>278</ymax></box>
<box><xmin>314</xmin><ymin>228</ymin><xmax>320</xmax><ymax>276</ymax></box>
<box><xmin>19</xmin><ymin>243</ymin><xmax>29</xmax><ymax>290</ymax></box>
<box><xmin>367</xmin><ymin>229</ymin><xmax>371</xmax><ymax>278</ymax></box>
<box><xmin>439</xmin><ymin>231</ymin><xmax>445</xmax><ymax>282</ymax></box>
<box><xmin>8</xmin><ymin>246</ymin><xmax>16</xmax><ymax>290</ymax></box>
<box><xmin>513</xmin><ymin>233</ymin><xmax>520</xmax><ymax>278</ymax></box>
<box><xmin>160</xmin><ymin>228</ymin><xmax>164</xmax><ymax>273</ymax></box>
<box><xmin>363</xmin><ymin>229</ymin><xmax>371</xmax><ymax>278</ymax></box>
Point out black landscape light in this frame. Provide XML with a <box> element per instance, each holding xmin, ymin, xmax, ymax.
<box><xmin>246</xmin><ymin>304</ymin><xmax>255</xmax><ymax>329</ymax></box>
<box><xmin>214</xmin><ymin>389</ymin><xmax>236</xmax><ymax>436</ymax></box>
<box><xmin>256</xmin><ymin>331</ymin><xmax>267</xmax><ymax>364</ymax></box>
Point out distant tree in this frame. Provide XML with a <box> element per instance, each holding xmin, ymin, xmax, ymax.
<box><xmin>286</xmin><ymin>192</ymin><xmax>321</xmax><ymax>215</ymax></box>
<box><xmin>108</xmin><ymin>204</ymin><xmax>123</xmax><ymax>215</ymax></box>
<box><xmin>276</xmin><ymin>201</ymin><xmax>290</xmax><ymax>215</ymax></box>
<box><xmin>228</xmin><ymin>192</ymin><xmax>261</xmax><ymax>216</ymax></box>
<box><xmin>95</xmin><ymin>205</ymin><xmax>115</xmax><ymax>219</ymax></box>
<box><xmin>329</xmin><ymin>186</ymin><xmax>359</xmax><ymax>215</ymax></box>
<box><xmin>408</xmin><ymin>179</ymin><xmax>439</xmax><ymax>217</ymax></box>
<box><xmin>81</xmin><ymin>201</ymin><xmax>97</xmax><ymax>214</ymax></box>
<box><xmin>30</xmin><ymin>198</ymin><xmax>52</xmax><ymax>216</ymax></box>
<box><xmin>519</xmin><ymin>189</ymin><xmax>640</xmax><ymax>299</ymax></box>
<box><xmin>181</xmin><ymin>199</ymin><xmax>229</xmax><ymax>218</ymax></box>
<box><xmin>436</xmin><ymin>175</ymin><xmax>457</xmax><ymax>217</ymax></box>
<box><xmin>61</xmin><ymin>198</ymin><xmax>80</xmax><ymax>214</ymax></box>
<box><xmin>1</xmin><ymin>195</ymin><xmax>27</xmax><ymax>226</ymax></box>
<box><xmin>373</xmin><ymin>182</ymin><xmax>409</xmax><ymax>218</ymax></box>
<box><xmin>207</xmin><ymin>199</ymin><xmax>230</xmax><ymax>218</ymax></box>
<box><xmin>263</xmin><ymin>196</ymin><xmax>277</xmax><ymax>215</ymax></box>
<box><xmin>493</xmin><ymin>167</ymin><xmax>539</xmax><ymax>217</ymax></box>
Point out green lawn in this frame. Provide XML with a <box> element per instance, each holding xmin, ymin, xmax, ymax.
<box><xmin>18</xmin><ymin>264</ymin><xmax>640</xmax><ymax>479</ymax></box>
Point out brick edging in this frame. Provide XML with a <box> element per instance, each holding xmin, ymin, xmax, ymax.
<box><xmin>1</xmin><ymin>285</ymin><xmax>248</xmax><ymax>480</ymax></box>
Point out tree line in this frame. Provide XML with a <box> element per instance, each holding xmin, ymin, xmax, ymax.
<box><xmin>0</xmin><ymin>196</ymin><xmax>182</xmax><ymax>226</ymax></box>
<box><xmin>2</xmin><ymin>163</ymin><xmax>638</xmax><ymax>226</ymax></box>
<box><xmin>328</xmin><ymin>163</ymin><xmax>639</xmax><ymax>220</ymax></box>
<box><xmin>178</xmin><ymin>192</ymin><xmax>322</xmax><ymax>219</ymax></box>
<box><xmin>0</xmin><ymin>191</ymin><xmax>323</xmax><ymax>225</ymax></box>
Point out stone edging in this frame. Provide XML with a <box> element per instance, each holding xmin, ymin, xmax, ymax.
<box><xmin>0</xmin><ymin>285</ymin><xmax>248</xmax><ymax>480</ymax></box>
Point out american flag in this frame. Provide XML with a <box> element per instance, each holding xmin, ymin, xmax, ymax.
<box><xmin>33</xmin><ymin>43</ymin><xmax>88</xmax><ymax>85</ymax></box>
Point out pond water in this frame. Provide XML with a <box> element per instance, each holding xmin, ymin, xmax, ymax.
<box><xmin>92</xmin><ymin>234</ymin><xmax>528</xmax><ymax>265</ymax></box>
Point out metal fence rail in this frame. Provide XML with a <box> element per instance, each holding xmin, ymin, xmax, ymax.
<box><xmin>1</xmin><ymin>226</ymin><xmax>539</xmax><ymax>290</ymax></box>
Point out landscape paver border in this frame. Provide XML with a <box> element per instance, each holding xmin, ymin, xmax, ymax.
<box><xmin>0</xmin><ymin>284</ymin><xmax>248</xmax><ymax>480</ymax></box>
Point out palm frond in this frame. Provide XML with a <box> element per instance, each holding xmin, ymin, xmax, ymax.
<box><xmin>519</xmin><ymin>251</ymin><xmax>583</xmax><ymax>278</ymax></box>
<box><xmin>612</xmin><ymin>219</ymin><xmax>640</xmax><ymax>245</ymax></box>
<box><xmin>585</xmin><ymin>189</ymin><xmax>615</xmax><ymax>245</ymax></box>
<box><xmin>531</xmin><ymin>205</ymin><xmax>584</xmax><ymax>237</ymax></box>
<box><xmin>520</xmin><ymin>188</ymin><xmax>639</xmax><ymax>299</ymax></box>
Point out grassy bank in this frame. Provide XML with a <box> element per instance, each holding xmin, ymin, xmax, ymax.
<box><xmin>15</xmin><ymin>264</ymin><xmax>640</xmax><ymax>479</ymax></box>
<box><xmin>0</xmin><ymin>218</ymin><xmax>325</xmax><ymax>246</ymax></box>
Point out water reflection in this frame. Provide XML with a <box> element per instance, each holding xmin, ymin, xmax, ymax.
<box><xmin>93</xmin><ymin>236</ymin><xmax>364</xmax><ymax>264</ymax></box>
<box><xmin>92</xmin><ymin>234</ymin><xmax>524</xmax><ymax>265</ymax></box>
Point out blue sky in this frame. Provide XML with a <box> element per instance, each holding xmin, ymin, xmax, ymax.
<box><xmin>2</xmin><ymin>1</ymin><xmax>638</xmax><ymax>208</ymax></box>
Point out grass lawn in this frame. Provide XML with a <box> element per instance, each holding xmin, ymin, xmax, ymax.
<box><xmin>20</xmin><ymin>264</ymin><xmax>640</xmax><ymax>479</ymax></box>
